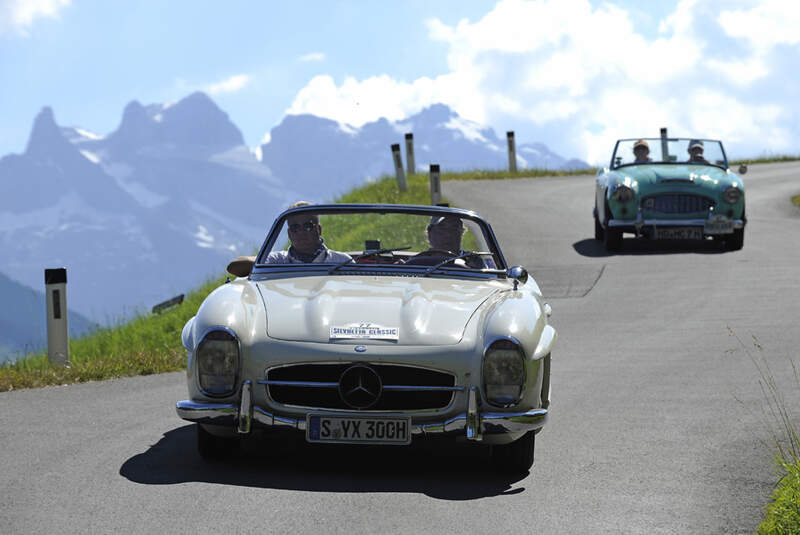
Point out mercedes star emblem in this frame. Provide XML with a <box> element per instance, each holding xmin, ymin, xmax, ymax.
<box><xmin>338</xmin><ymin>363</ymin><xmax>382</xmax><ymax>409</ymax></box>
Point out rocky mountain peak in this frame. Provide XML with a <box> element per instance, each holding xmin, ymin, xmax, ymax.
<box><xmin>25</xmin><ymin>107</ymin><xmax>71</xmax><ymax>157</ymax></box>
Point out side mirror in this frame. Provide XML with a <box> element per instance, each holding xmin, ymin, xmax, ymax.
<box><xmin>738</xmin><ymin>164</ymin><xmax>748</xmax><ymax>175</ymax></box>
<box><xmin>227</xmin><ymin>255</ymin><xmax>255</xmax><ymax>278</ymax></box>
<box><xmin>507</xmin><ymin>265</ymin><xmax>528</xmax><ymax>289</ymax></box>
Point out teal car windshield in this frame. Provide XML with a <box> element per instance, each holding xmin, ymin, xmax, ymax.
<box><xmin>612</xmin><ymin>138</ymin><xmax>727</xmax><ymax>170</ymax></box>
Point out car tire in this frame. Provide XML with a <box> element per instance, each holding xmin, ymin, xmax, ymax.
<box><xmin>491</xmin><ymin>431</ymin><xmax>535</xmax><ymax>473</ymax></box>
<box><xmin>603</xmin><ymin>225</ymin><xmax>622</xmax><ymax>252</ymax></box>
<box><xmin>594</xmin><ymin>212</ymin><xmax>603</xmax><ymax>241</ymax></box>
<box><xmin>197</xmin><ymin>424</ymin><xmax>239</xmax><ymax>460</ymax></box>
<box><xmin>725</xmin><ymin>228</ymin><xmax>744</xmax><ymax>251</ymax></box>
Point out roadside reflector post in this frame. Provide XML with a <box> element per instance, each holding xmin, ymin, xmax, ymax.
<box><xmin>660</xmin><ymin>127</ymin><xmax>669</xmax><ymax>161</ymax></box>
<box><xmin>152</xmin><ymin>294</ymin><xmax>185</xmax><ymax>314</ymax></box>
<box><xmin>429</xmin><ymin>164</ymin><xmax>441</xmax><ymax>205</ymax></box>
<box><xmin>391</xmin><ymin>143</ymin><xmax>407</xmax><ymax>191</ymax></box>
<box><xmin>405</xmin><ymin>133</ymin><xmax>416</xmax><ymax>175</ymax></box>
<box><xmin>507</xmin><ymin>131</ymin><xmax>517</xmax><ymax>173</ymax></box>
<box><xmin>45</xmin><ymin>268</ymin><xmax>69</xmax><ymax>366</ymax></box>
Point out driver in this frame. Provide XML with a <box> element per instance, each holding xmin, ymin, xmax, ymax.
<box><xmin>265</xmin><ymin>201</ymin><xmax>352</xmax><ymax>264</ymax></box>
<box><xmin>405</xmin><ymin>215</ymin><xmax>486</xmax><ymax>267</ymax></box>
<box><xmin>687</xmin><ymin>139</ymin><xmax>709</xmax><ymax>164</ymax></box>
<box><xmin>633</xmin><ymin>139</ymin><xmax>651</xmax><ymax>163</ymax></box>
<box><xmin>426</xmin><ymin>215</ymin><xmax>464</xmax><ymax>255</ymax></box>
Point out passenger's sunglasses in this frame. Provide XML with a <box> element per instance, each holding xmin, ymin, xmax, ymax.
<box><xmin>288</xmin><ymin>221</ymin><xmax>317</xmax><ymax>233</ymax></box>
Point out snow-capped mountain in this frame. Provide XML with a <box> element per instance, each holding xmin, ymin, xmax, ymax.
<box><xmin>0</xmin><ymin>92</ymin><xmax>587</xmax><ymax>347</ymax></box>
<box><xmin>260</xmin><ymin>103</ymin><xmax>589</xmax><ymax>199</ymax></box>
<box><xmin>0</xmin><ymin>92</ymin><xmax>296</xmax><ymax>328</ymax></box>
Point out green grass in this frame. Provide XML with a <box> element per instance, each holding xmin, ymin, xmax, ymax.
<box><xmin>437</xmin><ymin>167</ymin><xmax>596</xmax><ymax>180</ymax></box>
<box><xmin>728</xmin><ymin>329</ymin><xmax>800</xmax><ymax>534</ymax></box>
<box><xmin>759</xmin><ymin>458</ymin><xmax>800</xmax><ymax>534</ymax></box>
<box><xmin>791</xmin><ymin>194</ymin><xmax>800</xmax><ymax>208</ymax></box>
<box><xmin>0</xmin><ymin>276</ymin><xmax>226</xmax><ymax>391</ymax></box>
<box><xmin>731</xmin><ymin>155</ymin><xmax>800</xmax><ymax>165</ymax></box>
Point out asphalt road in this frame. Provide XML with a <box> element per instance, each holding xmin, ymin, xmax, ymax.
<box><xmin>2</xmin><ymin>162</ymin><xmax>799</xmax><ymax>534</ymax></box>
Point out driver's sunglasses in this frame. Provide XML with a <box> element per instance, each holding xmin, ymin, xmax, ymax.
<box><xmin>288</xmin><ymin>221</ymin><xmax>317</xmax><ymax>233</ymax></box>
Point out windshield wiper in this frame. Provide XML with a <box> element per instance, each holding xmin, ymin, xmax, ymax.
<box><xmin>422</xmin><ymin>251</ymin><xmax>493</xmax><ymax>277</ymax></box>
<box><xmin>328</xmin><ymin>246</ymin><xmax>411</xmax><ymax>274</ymax></box>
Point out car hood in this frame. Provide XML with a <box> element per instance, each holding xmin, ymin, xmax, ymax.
<box><xmin>617</xmin><ymin>165</ymin><xmax>741</xmax><ymax>192</ymax></box>
<box><xmin>256</xmin><ymin>276</ymin><xmax>505</xmax><ymax>345</ymax></box>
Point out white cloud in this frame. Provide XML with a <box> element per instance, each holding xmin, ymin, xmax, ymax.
<box><xmin>719</xmin><ymin>0</ymin><xmax>800</xmax><ymax>49</ymax></box>
<box><xmin>206</xmin><ymin>74</ymin><xmax>251</xmax><ymax>95</ymax></box>
<box><xmin>299</xmin><ymin>52</ymin><xmax>326</xmax><ymax>62</ymax></box>
<box><xmin>0</xmin><ymin>0</ymin><xmax>70</xmax><ymax>35</ymax></box>
<box><xmin>287</xmin><ymin>0</ymin><xmax>798</xmax><ymax>162</ymax></box>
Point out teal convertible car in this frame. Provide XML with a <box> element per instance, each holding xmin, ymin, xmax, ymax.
<box><xmin>594</xmin><ymin>136</ymin><xmax>746</xmax><ymax>252</ymax></box>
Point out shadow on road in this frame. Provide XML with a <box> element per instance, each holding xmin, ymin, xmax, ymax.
<box><xmin>120</xmin><ymin>425</ymin><xmax>527</xmax><ymax>500</ymax></box>
<box><xmin>573</xmin><ymin>237</ymin><xmax>728</xmax><ymax>257</ymax></box>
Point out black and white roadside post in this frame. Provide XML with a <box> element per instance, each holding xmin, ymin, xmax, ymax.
<box><xmin>45</xmin><ymin>268</ymin><xmax>69</xmax><ymax>366</ymax></box>
<box><xmin>660</xmin><ymin>127</ymin><xmax>669</xmax><ymax>161</ymax></box>
<box><xmin>391</xmin><ymin>143</ymin><xmax>407</xmax><ymax>191</ymax></box>
<box><xmin>405</xmin><ymin>133</ymin><xmax>416</xmax><ymax>175</ymax></box>
<box><xmin>429</xmin><ymin>164</ymin><xmax>442</xmax><ymax>205</ymax></box>
<box><xmin>507</xmin><ymin>131</ymin><xmax>517</xmax><ymax>173</ymax></box>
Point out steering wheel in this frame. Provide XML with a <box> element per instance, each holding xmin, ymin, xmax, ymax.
<box><xmin>413</xmin><ymin>248</ymin><xmax>456</xmax><ymax>257</ymax></box>
<box><xmin>404</xmin><ymin>248</ymin><xmax>457</xmax><ymax>266</ymax></box>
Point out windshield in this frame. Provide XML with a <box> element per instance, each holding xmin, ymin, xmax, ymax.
<box><xmin>256</xmin><ymin>208</ymin><xmax>502</xmax><ymax>272</ymax></box>
<box><xmin>612</xmin><ymin>138</ymin><xmax>727</xmax><ymax>169</ymax></box>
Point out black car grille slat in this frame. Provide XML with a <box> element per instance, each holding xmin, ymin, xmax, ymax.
<box><xmin>643</xmin><ymin>194</ymin><xmax>715</xmax><ymax>214</ymax></box>
<box><xmin>266</xmin><ymin>363</ymin><xmax>456</xmax><ymax>411</ymax></box>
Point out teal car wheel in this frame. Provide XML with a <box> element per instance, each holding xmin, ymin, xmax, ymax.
<box><xmin>594</xmin><ymin>211</ymin><xmax>603</xmax><ymax>241</ymax></box>
<box><xmin>725</xmin><ymin>228</ymin><xmax>744</xmax><ymax>251</ymax></box>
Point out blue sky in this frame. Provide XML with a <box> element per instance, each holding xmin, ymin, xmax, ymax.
<box><xmin>1</xmin><ymin>0</ymin><xmax>798</xmax><ymax>164</ymax></box>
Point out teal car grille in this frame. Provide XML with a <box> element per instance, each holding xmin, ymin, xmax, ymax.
<box><xmin>642</xmin><ymin>194</ymin><xmax>715</xmax><ymax>214</ymax></box>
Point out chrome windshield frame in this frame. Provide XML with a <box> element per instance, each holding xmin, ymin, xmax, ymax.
<box><xmin>253</xmin><ymin>203</ymin><xmax>509</xmax><ymax>273</ymax></box>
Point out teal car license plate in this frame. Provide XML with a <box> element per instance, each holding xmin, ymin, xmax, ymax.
<box><xmin>655</xmin><ymin>227</ymin><xmax>703</xmax><ymax>240</ymax></box>
<box><xmin>704</xmin><ymin>215</ymin><xmax>734</xmax><ymax>234</ymax></box>
<box><xmin>306</xmin><ymin>414</ymin><xmax>411</xmax><ymax>445</ymax></box>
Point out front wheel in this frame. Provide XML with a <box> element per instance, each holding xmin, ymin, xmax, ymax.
<box><xmin>491</xmin><ymin>431</ymin><xmax>535</xmax><ymax>474</ymax></box>
<box><xmin>197</xmin><ymin>424</ymin><xmax>239</xmax><ymax>461</ymax></box>
<box><xmin>725</xmin><ymin>228</ymin><xmax>744</xmax><ymax>251</ymax></box>
<box><xmin>594</xmin><ymin>212</ymin><xmax>603</xmax><ymax>241</ymax></box>
<box><xmin>603</xmin><ymin>225</ymin><xmax>622</xmax><ymax>252</ymax></box>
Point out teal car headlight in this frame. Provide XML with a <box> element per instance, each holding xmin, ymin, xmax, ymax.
<box><xmin>722</xmin><ymin>186</ymin><xmax>742</xmax><ymax>204</ymax></box>
<box><xmin>197</xmin><ymin>329</ymin><xmax>239</xmax><ymax>396</ymax></box>
<box><xmin>483</xmin><ymin>338</ymin><xmax>525</xmax><ymax>406</ymax></box>
<box><xmin>612</xmin><ymin>184</ymin><xmax>635</xmax><ymax>203</ymax></box>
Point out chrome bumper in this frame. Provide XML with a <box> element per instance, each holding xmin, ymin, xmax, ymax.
<box><xmin>176</xmin><ymin>383</ymin><xmax>548</xmax><ymax>441</ymax></box>
<box><xmin>608</xmin><ymin>217</ymin><xmax>744</xmax><ymax>233</ymax></box>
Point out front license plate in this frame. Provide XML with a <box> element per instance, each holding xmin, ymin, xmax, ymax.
<box><xmin>306</xmin><ymin>414</ymin><xmax>412</xmax><ymax>445</ymax></box>
<box><xmin>704</xmin><ymin>216</ymin><xmax>734</xmax><ymax>235</ymax></box>
<box><xmin>655</xmin><ymin>227</ymin><xmax>703</xmax><ymax>240</ymax></box>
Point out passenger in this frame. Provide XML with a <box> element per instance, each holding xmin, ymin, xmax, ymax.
<box><xmin>265</xmin><ymin>201</ymin><xmax>352</xmax><ymax>264</ymax></box>
<box><xmin>687</xmin><ymin>139</ymin><xmax>709</xmax><ymax>164</ymax></box>
<box><xmin>633</xmin><ymin>139</ymin><xmax>652</xmax><ymax>163</ymax></box>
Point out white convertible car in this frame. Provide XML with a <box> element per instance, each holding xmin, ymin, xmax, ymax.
<box><xmin>176</xmin><ymin>204</ymin><xmax>555</xmax><ymax>473</ymax></box>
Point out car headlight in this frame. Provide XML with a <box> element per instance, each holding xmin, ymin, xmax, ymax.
<box><xmin>722</xmin><ymin>186</ymin><xmax>742</xmax><ymax>204</ymax></box>
<box><xmin>483</xmin><ymin>338</ymin><xmax>526</xmax><ymax>406</ymax></box>
<box><xmin>197</xmin><ymin>329</ymin><xmax>239</xmax><ymax>396</ymax></box>
<box><xmin>612</xmin><ymin>184</ymin><xmax>635</xmax><ymax>203</ymax></box>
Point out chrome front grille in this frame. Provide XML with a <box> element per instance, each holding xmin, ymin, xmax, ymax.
<box><xmin>263</xmin><ymin>362</ymin><xmax>458</xmax><ymax>411</ymax></box>
<box><xmin>642</xmin><ymin>194</ymin><xmax>715</xmax><ymax>214</ymax></box>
